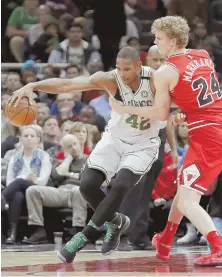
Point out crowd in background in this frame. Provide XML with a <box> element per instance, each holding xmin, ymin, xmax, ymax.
<box><xmin>1</xmin><ymin>0</ymin><xmax>222</xmax><ymax>248</ymax></box>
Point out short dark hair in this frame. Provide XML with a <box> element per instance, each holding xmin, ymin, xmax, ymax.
<box><xmin>65</xmin><ymin>64</ymin><xmax>81</xmax><ymax>74</ymax></box>
<box><xmin>127</xmin><ymin>37</ymin><xmax>139</xmax><ymax>45</ymax></box>
<box><xmin>117</xmin><ymin>46</ymin><xmax>140</xmax><ymax>62</ymax></box>
<box><xmin>42</xmin><ymin>116</ymin><xmax>58</xmax><ymax>127</ymax></box>
<box><xmin>67</xmin><ymin>23</ymin><xmax>83</xmax><ymax>31</ymax></box>
<box><xmin>44</xmin><ymin>22</ymin><xmax>58</xmax><ymax>31</ymax></box>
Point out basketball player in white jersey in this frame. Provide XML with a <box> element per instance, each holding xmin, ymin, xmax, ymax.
<box><xmin>9</xmin><ymin>47</ymin><xmax>161</xmax><ymax>263</ymax></box>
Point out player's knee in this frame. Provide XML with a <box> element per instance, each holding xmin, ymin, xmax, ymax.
<box><xmin>80</xmin><ymin>177</ymin><xmax>91</xmax><ymax>199</ymax></box>
<box><xmin>177</xmin><ymin>197</ymin><xmax>189</xmax><ymax>214</ymax></box>
<box><xmin>111</xmin><ymin>173</ymin><xmax>133</xmax><ymax>197</ymax></box>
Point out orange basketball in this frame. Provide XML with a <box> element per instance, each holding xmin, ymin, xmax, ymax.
<box><xmin>4</xmin><ymin>97</ymin><xmax>37</xmax><ymax>127</ymax></box>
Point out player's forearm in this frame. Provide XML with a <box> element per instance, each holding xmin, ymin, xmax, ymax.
<box><xmin>123</xmin><ymin>105</ymin><xmax>169</xmax><ymax>121</ymax></box>
<box><xmin>166</xmin><ymin>118</ymin><xmax>177</xmax><ymax>152</ymax></box>
<box><xmin>29</xmin><ymin>76</ymin><xmax>94</xmax><ymax>94</ymax></box>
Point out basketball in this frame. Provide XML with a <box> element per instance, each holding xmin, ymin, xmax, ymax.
<box><xmin>4</xmin><ymin>97</ymin><xmax>37</xmax><ymax>127</ymax></box>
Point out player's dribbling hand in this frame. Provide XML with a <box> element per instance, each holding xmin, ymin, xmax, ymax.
<box><xmin>109</xmin><ymin>97</ymin><xmax>126</xmax><ymax>113</ymax></box>
<box><xmin>7</xmin><ymin>84</ymin><xmax>35</xmax><ymax>107</ymax></box>
<box><xmin>172</xmin><ymin>113</ymin><xmax>186</xmax><ymax>125</ymax></box>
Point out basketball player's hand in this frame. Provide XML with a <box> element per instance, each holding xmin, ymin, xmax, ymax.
<box><xmin>172</xmin><ymin>113</ymin><xmax>186</xmax><ymax>125</ymax></box>
<box><xmin>109</xmin><ymin>97</ymin><xmax>126</xmax><ymax>113</ymax></box>
<box><xmin>7</xmin><ymin>83</ymin><xmax>35</xmax><ymax>107</ymax></box>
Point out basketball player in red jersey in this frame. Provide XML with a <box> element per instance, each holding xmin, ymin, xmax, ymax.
<box><xmin>110</xmin><ymin>16</ymin><xmax>222</xmax><ymax>266</ymax></box>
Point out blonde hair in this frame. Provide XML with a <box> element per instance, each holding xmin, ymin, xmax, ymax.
<box><xmin>20</xmin><ymin>125</ymin><xmax>44</xmax><ymax>149</ymax></box>
<box><xmin>151</xmin><ymin>16</ymin><xmax>190</xmax><ymax>49</ymax></box>
<box><xmin>69</xmin><ymin>121</ymin><xmax>93</xmax><ymax>150</ymax></box>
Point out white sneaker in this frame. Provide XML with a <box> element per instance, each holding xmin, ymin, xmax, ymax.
<box><xmin>176</xmin><ymin>233</ymin><xmax>198</xmax><ymax>245</ymax></box>
<box><xmin>199</xmin><ymin>235</ymin><xmax>207</xmax><ymax>245</ymax></box>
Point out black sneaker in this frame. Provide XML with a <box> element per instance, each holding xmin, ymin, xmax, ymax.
<box><xmin>57</xmin><ymin>232</ymin><xmax>88</xmax><ymax>264</ymax></box>
<box><xmin>22</xmin><ymin>227</ymin><xmax>48</xmax><ymax>244</ymax></box>
<box><xmin>101</xmin><ymin>213</ymin><xmax>130</xmax><ymax>255</ymax></box>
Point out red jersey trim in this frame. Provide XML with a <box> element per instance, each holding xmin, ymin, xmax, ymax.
<box><xmin>168</xmin><ymin>49</ymin><xmax>191</xmax><ymax>58</ymax></box>
<box><xmin>165</xmin><ymin>62</ymin><xmax>179</xmax><ymax>73</ymax></box>
<box><xmin>189</xmin><ymin>122</ymin><xmax>221</xmax><ymax>132</ymax></box>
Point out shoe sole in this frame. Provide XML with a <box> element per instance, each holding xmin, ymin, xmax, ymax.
<box><xmin>22</xmin><ymin>240</ymin><xmax>48</xmax><ymax>245</ymax></box>
<box><xmin>56</xmin><ymin>251</ymin><xmax>70</xmax><ymax>264</ymax></box>
<box><xmin>195</xmin><ymin>261</ymin><xmax>222</xmax><ymax>267</ymax></box>
<box><xmin>102</xmin><ymin>216</ymin><xmax>130</xmax><ymax>256</ymax></box>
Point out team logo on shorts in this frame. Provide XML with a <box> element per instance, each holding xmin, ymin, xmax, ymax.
<box><xmin>141</xmin><ymin>91</ymin><xmax>148</xmax><ymax>98</ymax></box>
<box><xmin>183</xmin><ymin>164</ymin><xmax>200</xmax><ymax>186</ymax></box>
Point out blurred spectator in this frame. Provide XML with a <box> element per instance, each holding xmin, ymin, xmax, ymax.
<box><xmin>124</xmin><ymin>0</ymin><xmax>142</xmax><ymax>33</ymax></box>
<box><xmin>55</xmin><ymin>93</ymin><xmax>78</xmax><ymax>125</ymax></box>
<box><xmin>1</xmin><ymin>93</ymin><xmax>17</xmax><ymax>142</ymax></box>
<box><xmin>50</xmin><ymin>65</ymin><xmax>85</xmax><ymax>116</ymax></box>
<box><xmin>2</xmin><ymin>125</ymin><xmax>51</xmax><ymax>244</ymax></box>
<box><xmin>48</xmin><ymin>23</ymin><xmax>94</xmax><ymax>68</ymax></box>
<box><xmin>3</xmin><ymin>72</ymin><xmax>22</xmax><ymax>94</ymax></box>
<box><xmin>41</xmin><ymin>65</ymin><xmax>60</xmax><ymax>80</ymax></box>
<box><xmin>209</xmin><ymin>0</ymin><xmax>222</xmax><ymax>25</ymax></box>
<box><xmin>45</xmin><ymin>0</ymin><xmax>77</xmax><ymax>19</ymax></box>
<box><xmin>28</xmin><ymin>5</ymin><xmax>54</xmax><ymax>46</ymax></box>
<box><xmin>149</xmin><ymin>152</ymin><xmax>177</xmax><ymax>235</ymax></box>
<box><xmin>23</xmin><ymin>134</ymin><xmax>88</xmax><ymax>244</ymax></box>
<box><xmin>32</xmin><ymin>22</ymin><xmax>59</xmax><ymax>62</ymax></box>
<box><xmin>7</xmin><ymin>0</ymin><xmax>39</xmax><ymax>62</ymax></box>
<box><xmin>78</xmin><ymin>106</ymin><xmax>107</xmax><ymax>132</ymax></box>
<box><xmin>57</xmin><ymin>13</ymin><xmax>74</xmax><ymax>42</ymax></box>
<box><xmin>87</xmin><ymin>59</ymin><xmax>104</xmax><ymax>75</ymax></box>
<box><xmin>89</xmin><ymin>92</ymin><xmax>111</xmax><ymax>122</ymax></box>
<box><xmin>175</xmin><ymin>122</ymin><xmax>189</xmax><ymax>168</ymax></box>
<box><xmin>146</xmin><ymin>46</ymin><xmax>165</xmax><ymax>70</ymax></box>
<box><xmin>65</xmin><ymin>64</ymin><xmax>81</xmax><ymax>79</ymax></box>
<box><xmin>20</xmin><ymin>60</ymin><xmax>38</xmax><ymax>85</ymax></box>
<box><xmin>37</xmin><ymin>103</ymin><xmax>50</xmax><ymax>126</ymax></box>
<box><xmin>190</xmin><ymin>20</ymin><xmax>219</xmax><ymax>54</ymax></box>
<box><xmin>56</xmin><ymin>121</ymin><xmax>93</xmax><ymax>160</ymax></box>
<box><xmin>60</xmin><ymin>120</ymin><xmax>75</xmax><ymax>136</ymax></box>
<box><xmin>119</xmin><ymin>20</ymin><xmax>139</xmax><ymax>49</ymax></box>
<box><xmin>69</xmin><ymin>122</ymin><xmax>93</xmax><ymax>154</ymax></box>
<box><xmin>167</xmin><ymin>0</ymin><xmax>208</xmax><ymax>25</ymax></box>
<box><xmin>93</xmin><ymin>0</ymin><xmax>126</xmax><ymax>70</ymax></box>
<box><xmin>127</xmin><ymin>37</ymin><xmax>147</xmax><ymax>65</ymax></box>
<box><xmin>42</xmin><ymin>116</ymin><xmax>61</xmax><ymax>144</ymax></box>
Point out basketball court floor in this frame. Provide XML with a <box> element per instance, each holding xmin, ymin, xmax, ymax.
<box><xmin>1</xmin><ymin>244</ymin><xmax>222</xmax><ymax>276</ymax></box>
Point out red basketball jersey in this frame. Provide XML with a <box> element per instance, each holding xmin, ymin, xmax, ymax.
<box><xmin>167</xmin><ymin>49</ymin><xmax>222</xmax><ymax>126</ymax></box>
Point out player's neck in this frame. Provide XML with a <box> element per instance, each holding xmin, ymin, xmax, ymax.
<box><xmin>128</xmin><ymin>74</ymin><xmax>141</xmax><ymax>92</ymax></box>
<box><xmin>168</xmin><ymin>47</ymin><xmax>187</xmax><ymax>58</ymax></box>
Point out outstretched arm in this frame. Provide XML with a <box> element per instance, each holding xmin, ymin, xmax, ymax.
<box><xmin>8</xmin><ymin>71</ymin><xmax>111</xmax><ymax>107</ymax></box>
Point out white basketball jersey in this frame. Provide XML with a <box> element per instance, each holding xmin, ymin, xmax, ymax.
<box><xmin>106</xmin><ymin>66</ymin><xmax>160</xmax><ymax>144</ymax></box>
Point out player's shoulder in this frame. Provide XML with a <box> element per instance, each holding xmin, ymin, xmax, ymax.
<box><xmin>155</xmin><ymin>64</ymin><xmax>178</xmax><ymax>80</ymax></box>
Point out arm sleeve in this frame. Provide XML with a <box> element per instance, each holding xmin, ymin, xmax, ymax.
<box><xmin>8</xmin><ymin>7</ymin><xmax>21</xmax><ymax>26</ymax></box>
<box><xmin>35</xmin><ymin>153</ymin><xmax>52</xmax><ymax>186</ymax></box>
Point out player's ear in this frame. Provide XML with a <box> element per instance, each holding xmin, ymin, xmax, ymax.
<box><xmin>136</xmin><ymin>61</ymin><xmax>142</xmax><ymax>71</ymax></box>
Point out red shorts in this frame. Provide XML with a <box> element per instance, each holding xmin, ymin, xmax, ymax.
<box><xmin>179</xmin><ymin>124</ymin><xmax>222</xmax><ymax>194</ymax></box>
